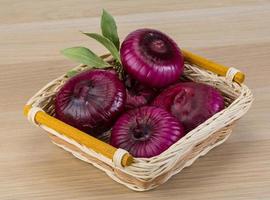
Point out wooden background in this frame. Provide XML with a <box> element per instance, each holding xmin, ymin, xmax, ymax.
<box><xmin>1</xmin><ymin>0</ymin><xmax>270</xmax><ymax>199</ymax></box>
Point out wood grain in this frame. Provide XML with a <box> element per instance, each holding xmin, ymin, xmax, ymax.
<box><xmin>0</xmin><ymin>0</ymin><xmax>269</xmax><ymax>199</ymax></box>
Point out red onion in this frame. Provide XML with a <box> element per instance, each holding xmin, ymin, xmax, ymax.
<box><xmin>120</xmin><ymin>28</ymin><xmax>184</xmax><ymax>88</ymax></box>
<box><xmin>152</xmin><ymin>82</ymin><xmax>224</xmax><ymax>132</ymax></box>
<box><xmin>110</xmin><ymin>106</ymin><xmax>185</xmax><ymax>158</ymax></box>
<box><xmin>55</xmin><ymin>69</ymin><xmax>126</xmax><ymax>136</ymax></box>
<box><xmin>124</xmin><ymin>74</ymin><xmax>157</xmax><ymax>109</ymax></box>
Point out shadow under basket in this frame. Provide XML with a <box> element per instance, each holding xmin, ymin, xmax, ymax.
<box><xmin>23</xmin><ymin>50</ymin><xmax>253</xmax><ymax>191</ymax></box>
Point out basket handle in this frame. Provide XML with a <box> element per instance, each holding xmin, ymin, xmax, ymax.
<box><xmin>182</xmin><ymin>49</ymin><xmax>245</xmax><ymax>84</ymax></box>
<box><xmin>23</xmin><ymin>105</ymin><xmax>133</xmax><ymax>167</ymax></box>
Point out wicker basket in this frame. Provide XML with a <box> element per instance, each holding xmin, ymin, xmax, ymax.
<box><xmin>23</xmin><ymin>50</ymin><xmax>253</xmax><ymax>191</ymax></box>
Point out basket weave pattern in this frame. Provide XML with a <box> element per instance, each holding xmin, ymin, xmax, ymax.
<box><xmin>26</xmin><ymin>58</ymin><xmax>253</xmax><ymax>191</ymax></box>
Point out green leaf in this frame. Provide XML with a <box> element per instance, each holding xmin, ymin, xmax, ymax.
<box><xmin>82</xmin><ymin>32</ymin><xmax>120</xmax><ymax>63</ymax></box>
<box><xmin>61</xmin><ymin>47</ymin><xmax>110</xmax><ymax>68</ymax></box>
<box><xmin>66</xmin><ymin>70</ymin><xmax>78</xmax><ymax>78</ymax></box>
<box><xmin>101</xmin><ymin>9</ymin><xmax>120</xmax><ymax>50</ymax></box>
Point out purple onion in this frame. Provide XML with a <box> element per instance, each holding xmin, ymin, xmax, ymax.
<box><xmin>120</xmin><ymin>28</ymin><xmax>184</xmax><ymax>88</ymax></box>
<box><xmin>152</xmin><ymin>82</ymin><xmax>225</xmax><ymax>132</ymax></box>
<box><xmin>110</xmin><ymin>106</ymin><xmax>185</xmax><ymax>158</ymax></box>
<box><xmin>124</xmin><ymin>74</ymin><xmax>157</xmax><ymax>109</ymax></box>
<box><xmin>55</xmin><ymin>69</ymin><xmax>126</xmax><ymax>136</ymax></box>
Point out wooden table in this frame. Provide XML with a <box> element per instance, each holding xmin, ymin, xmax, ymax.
<box><xmin>1</xmin><ymin>1</ymin><xmax>269</xmax><ymax>199</ymax></box>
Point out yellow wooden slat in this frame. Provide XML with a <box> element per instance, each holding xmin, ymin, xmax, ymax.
<box><xmin>182</xmin><ymin>49</ymin><xmax>245</xmax><ymax>84</ymax></box>
<box><xmin>23</xmin><ymin>105</ymin><xmax>133</xmax><ymax>167</ymax></box>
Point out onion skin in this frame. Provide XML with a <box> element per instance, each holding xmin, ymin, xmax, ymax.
<box><xmin>124</xmin><ymin>74</ymin><xmax>157</xmax><ymax>109</ymax></box>
<box><xmin>152</xmin><ymin>82</ymin><xmax>225</xmax><ymax>132</ymax></box>
<box><xmin>55</xmin><ymin>69</ymin><xmax>126</xmax><ymax>136</ymax></box>
<box><xmin>110</xmin><ymin>106</ymin><xmax>185</xmax><ymax>158</ymax></box>
<box><xmin>120</xmin><ymin>28</ymin><xmax>184</xmax><ymax>88</ymax></box>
